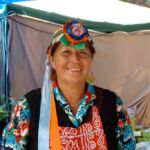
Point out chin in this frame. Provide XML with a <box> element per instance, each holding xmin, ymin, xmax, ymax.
<box><xmin>64</xmin><ymin>77</ymin><xmax>86</xmax><ymax>85</ymax></box>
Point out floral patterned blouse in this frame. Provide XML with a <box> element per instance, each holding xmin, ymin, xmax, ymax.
<box><xmin>1</xmin><ymin>87</ymin><xmax>136</xmax><ymax>150</ymax></box>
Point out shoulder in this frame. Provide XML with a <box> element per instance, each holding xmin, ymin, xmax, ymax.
<box><xmin>24</xmin><ymin>88</ymin><xmax>42</xmax><ymax>113</ymax></box>
<box><xmin>24</xmin><ymin>88</ymin><xmax>41</xmax><ymax>101</ymax></box>
<box><xmin>93</xmin><ymin>85</ymin><xmax>117</xmax><ymax>104</ymax></box>
<box><xmin>94</xmin><ymin>85</ymin><xmax>116</xmax><ymax>96</ymax></box>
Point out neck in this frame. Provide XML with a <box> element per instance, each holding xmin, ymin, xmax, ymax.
<box><xmin>57</xmin><ymin>80</ymin><xmax>86</xmax><ymax>113</ymax></box>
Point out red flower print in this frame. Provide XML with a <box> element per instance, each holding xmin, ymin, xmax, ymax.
<box><xmin>14</xmin><ymin>120</ymin><xmax>29</xmax><ymax>141</ymax></box>
<box><xmin>18</xmin><ymin>120</ymin><xmax>29</xmax><ymax>136</ymax></box>
<box><xmin>16</xmin><ymin>135</ymin><xmax>21</xmax><ymax>142</ymax></box>
<box><xmin>14</xmin><ymin>105</ymin><xmax>21</xmax><ymax>117</ymax></box>
<box><xmin>85</xmin><ymin>91</ymin><xmax>92</xmax><ymax>104</ymax></box>
<box><xmin>118</xmin><ymin>119</ymin><xmax>124</xmax><ymax>128</ymax></box>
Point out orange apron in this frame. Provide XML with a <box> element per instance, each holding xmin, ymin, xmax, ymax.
<box><xmin>59</xmin><ymin>106</ymin><xmax>107</xmax><ymax>150</ymax></box>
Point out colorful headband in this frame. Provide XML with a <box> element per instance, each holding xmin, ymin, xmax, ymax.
<box><xmin>50</xmin><ymin>19</ymin><xmax>92</xmax><ymax>50</ymax></box>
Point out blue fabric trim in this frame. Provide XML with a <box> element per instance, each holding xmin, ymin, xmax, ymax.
<box><xmin>38</xmin><ymin>59</ymin><xmax>51</xmax><ymax>150</ymax></box>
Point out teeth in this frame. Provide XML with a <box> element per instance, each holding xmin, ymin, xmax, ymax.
<box><xmin>69</xmin><ymin>68</ymin><xmax>80</xmax><ymax>71</ymax></box>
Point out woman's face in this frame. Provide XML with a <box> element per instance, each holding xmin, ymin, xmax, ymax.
<box><xmin>49</xmin><ymin>43</ymin><xmax>93</xmax><ymax>85</ymax></box>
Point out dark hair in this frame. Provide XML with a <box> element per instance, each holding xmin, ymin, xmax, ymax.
<box><xmin>85</xmin><ymin>40</ymin><xmax>95</xmax><ymax>56</ymax></box>
<box><xmin>47</xmin><ymin>41</ymin><xmax>95</xmax><ymax>80</ymax></box>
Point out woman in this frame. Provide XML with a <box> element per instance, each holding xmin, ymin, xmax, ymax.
<box><xmin>1</xmin><ymin>19</ymin><xmax>136</xmax><ymax>150</ymax></box>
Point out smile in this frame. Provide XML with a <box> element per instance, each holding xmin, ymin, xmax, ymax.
<box><xmin>67</xmin><ymin>68</ymin><xmax>81</xmax><ymax>72</ymax></box>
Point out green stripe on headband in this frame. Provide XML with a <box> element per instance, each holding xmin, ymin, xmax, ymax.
<box><xmin>60</xmin><ymin>35</ymin><xmax>70</xmax><ymax>46</ymax></box>
<box><xmin>74</xmin><ymin>43</ymin><xmax>86</xmax><ymax>50</ymax></box>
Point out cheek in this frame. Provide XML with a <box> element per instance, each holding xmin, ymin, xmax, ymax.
<box><xmin>84</xmin><ymin>60</ymin><xmax>92</xmax><ymax>70</ymax></box>
<box><xmin>52</xmin><ymin>60</ymin><xmax>65</xmax><ymax>72</ymax></box>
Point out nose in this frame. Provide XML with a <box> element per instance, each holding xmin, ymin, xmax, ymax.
<box><xmin>69</xmin><ymin>51</ymin><xmax>80</xmax><ymax>62</ymax></box>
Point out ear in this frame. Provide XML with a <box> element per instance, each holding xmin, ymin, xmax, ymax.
<box><xmin>49</xmin><ymin>57</ymin><xmax>56</xmax><ymax>70</ymax></box>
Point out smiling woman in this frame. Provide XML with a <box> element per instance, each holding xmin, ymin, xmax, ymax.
<box><xmin>1</xmin><ymin>19</ymin><xmax>136</xmax><ymax>150</ymax></box>
<box><xmin>49</xmin><ymin>43</ymin><xmax>92</xmax><ymax>88</ymax></box>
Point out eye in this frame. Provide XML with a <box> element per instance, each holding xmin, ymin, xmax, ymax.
<box><xmin>61</xmin><ymin>50</ymin><xmax>71</xmax><ymax>56</ymax></box>
<box><xmin>79</xmin><ymin>51</ymin><xmax>91</xmax><ymax>58</ymax></box>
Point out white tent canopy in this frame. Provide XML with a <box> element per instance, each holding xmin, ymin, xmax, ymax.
<box><xmin>15</xmin><ymin>0</ymin><xmax>150</xmax><ymax>24</ymax></box>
